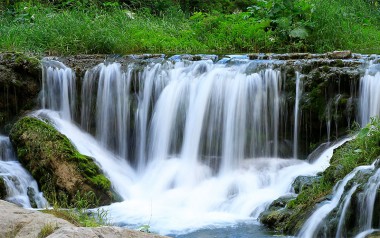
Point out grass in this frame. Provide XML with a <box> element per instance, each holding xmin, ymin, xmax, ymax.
<box><xmin>1</xmin><ymin>0</ymin><xmax>380</xmax><ymax>55</ymax></box>
<box><xmin>0</xmin><ymin>5</ymin><xmax>205</xmax><ymax>55</ymax></box>
<box><xmin>42</xmin><ymin>207</ymin><xmax>110</xmax><ymax>227</ymax></box>
<box><xmin>42</xmin><ymin>191</ymin><xmax>111</xmax><ymax>227</ymax></box>
<box><xmin>37</xmin><ymin>223</ymin><xmax>58</xmax><ymax>238</ymax></box>
<box><xmin>309</xmin><ymin>0</ymin><xmax>380</xmax><ymax>53</ymax></box>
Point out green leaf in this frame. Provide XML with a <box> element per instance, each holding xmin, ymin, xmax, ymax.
<box><xmin>289</xmin><ymin>27</ymin><xmax>309</xmax><ymax>39</ymax></box>
<box><xmin>358</xmin><ymin>127</ymin><xmax>369</xmax><ymax>139</ymax></box>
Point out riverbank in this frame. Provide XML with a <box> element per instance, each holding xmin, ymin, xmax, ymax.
<box><xmin>0</xmin><ymin>199</ymin><xmax>167</xmax><ymax>238</ymax></box>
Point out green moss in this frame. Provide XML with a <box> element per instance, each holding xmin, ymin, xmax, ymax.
<box><xmin>9</xmin><ymin>116</ymin><xmax>113</xmax><ymax>207</ymax></box>
<box><xmin>266</xmin><ymin>117</ymin><xmax>380</xmax><ymax>234</ymax></box>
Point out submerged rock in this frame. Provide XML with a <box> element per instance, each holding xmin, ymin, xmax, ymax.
<box><xmin>9</xmin><ymin>116</ymin><xmax>115</xmax><ymax>207</ymax></box>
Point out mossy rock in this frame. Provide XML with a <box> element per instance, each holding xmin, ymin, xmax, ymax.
<box><xmin>9</xmin><ymin>116</ymin><xmax>115</xmax><ymax>207</ymax></box>
<box><xmin>260</xmin><ymin>208</ymin><xmax>293</xmax><ymax>230</ymax></box>
<box><xmin>0</xmin><ymin>53</ymin><xmax>41</xmax><ymax>132</ymax></box>
<box><xmin>0</xmin><ymin>177</ymin><xmax>6</xmax><ymax>199</ymax></box>
<box><xmin>261</xmin><ymin>119</ymin><xmax>380</xmax><ymax>235</ymax></box>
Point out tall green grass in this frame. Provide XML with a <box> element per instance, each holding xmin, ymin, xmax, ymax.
<box><xmin>0</xmin><ymin>0</ymin><xmax>380</xmax><ymax>54</ymax></box>
<box><xmin>309</xmin><ymin>0</ymin><xmax>380</xmax><ymax>53</ymax></box>
<box><xmin>0</xmin><ymin>5</ymin><xmax>204</xmax><ymax>54</ymax></box>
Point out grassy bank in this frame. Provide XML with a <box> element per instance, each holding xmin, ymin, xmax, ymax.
<box><xmin>0</xmin><ymin>0</ymin><xmax>380</xmax><ymax>55</ymax></box>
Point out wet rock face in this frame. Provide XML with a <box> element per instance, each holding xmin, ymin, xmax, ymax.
<box><xmin>0</xmin><ymin>52</ymin><xmax>367</xmax><ymax>157</ymax></box>
<box><xmin>0</xmin><ymin>53</ymin><xmax>41</xmax><ymax>133</ymax></box>
<box><xmin>273</xmin><ymin>57</ymin><xmax>363</xmax><ymax>157</ymax></box>
<box><xmin>9</xmin><ymin>116</ymin><xmax>115</xmax><ymax>207</ymax></box>
<box><xmin>292</xmin><ymin>175</ymin><xmax>320</xmax><ymax>194</ymax></box>
<box><xmin>0</xmin><ymin>177</ymin><xmax>6</xmax><ymax>199</ymax></box>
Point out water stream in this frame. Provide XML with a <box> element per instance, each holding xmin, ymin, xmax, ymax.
<box><xmin>0</xmin><ymin>136</ymin><xmax>47</xmax><ymax>208</ymax></box>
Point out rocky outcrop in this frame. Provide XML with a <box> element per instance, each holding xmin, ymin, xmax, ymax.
<box><xmin>9</xmin><ymin>116</ymin><xmax>115</xmax><ymax>207</ymax></box>
<box><xmin>0</xmin><ymin>53</ymin><xmax>41</xmax><ymax>133</ymax></box>
<box><xmin>0</xmin><ymin>199</ymin><xmax>167</xmax><ymax>238</ymax></box>
<box><xmin>259</xmin><ymin>119</ymin><xmax>380</xmax><ymax>235</ymax></box>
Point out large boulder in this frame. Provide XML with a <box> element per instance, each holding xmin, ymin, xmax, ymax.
<box><xmin>9</xmin><ymin>116</ymin><xmax>114</xmax><ymax>207</ymax></box>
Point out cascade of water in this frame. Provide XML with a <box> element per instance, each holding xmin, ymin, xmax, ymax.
<box><xmin>136</xmin><ymin>63</ymin><xmax>168</xmax><ymax>170</ymax></box>
<box><xmin>355</xmin><ymin>229</ymin><xmax>380</xmax><ymax>238</ymax></box>
<box><xmin>0</xmin><ymin>136</ymin><xmax>47</xmax><ymax>208</ymax></box>
<box><xmin>293</xmin><ymin>72</ymin><xmax>302</xmax><ymax>158</ymax></box>
<box><xmin>298</xmin><ymin>163</ymin><xmax>376</xmax><ymax>238</ymax></box>
<box><xmin>37</xmin><ymin>58</ymin><xmax>362</xmax><ymax>235</ymax></box>
<box><xmin>357</xmin><ymin>168</ymin><xmax>380</xmax><ymax>232</ymax></box>
<box><xmin>359</xmin><ymin>64</ymin><xmax>380</xmax><ymax>126</ymax></box>
<box><xmin>335</xmin><ymin>184</ymin><xmax>359</xmax><ymax>238</ymax></box>
<box><xmin>334</xmin><ymin>94</ymin><xmax>342</xmax><ymax>139</ymax></box>
<box><xmin>94</xmin><ymin>63</ymin><xmax>130</xmax><ymax>158</ymax></box>
<box><xmin>41</xmin><ymin>59</ymin><xmax>76</xmax><ymax>121</ymax></box>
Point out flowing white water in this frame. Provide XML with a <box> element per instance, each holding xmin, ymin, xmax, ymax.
<box><xmin>41</xmin><ymin>59</ymin><xmax>76</xmax><ymax>121</ymax></box>
<box><xmin>293</xmin><ymin>72</ymin><xmax>302</xmax><ymax>158</ymax></box>
<box><xmin>355</xmin><ymin>229</ymin><xmax>380</xmax><ymax>238</ymax></box>
<box><xmin>37</xmin><ymin>58</ymin><xmax>368</xmax><ymax>236</ymax></box>
<box><xmin>357</xmin><ymin>167</ymin><xmax>380</xmax><ymax>233</ymax></box>
<box><xmin>335</xmin><ymin>184</ymin><xmax>359</xmax><ymax>238</ymax></box>
<box><xmin>81</xmin><ymin>63</ymin><xmax>132</xmax><ymax>160</ymax></box>
<box><xmin>0</xmin><ymin>136</ymin><xmax>47</xmax><ymax>208</ymax></box>
<box><xmin>359</xmin><ymin>63</ymin><xmax>380</xmax><ymax>126</ymax></box>
<box><xmin>298</xmin><ymin>162</ymin><xmax>377</xmax><ymax>238</ymax></box>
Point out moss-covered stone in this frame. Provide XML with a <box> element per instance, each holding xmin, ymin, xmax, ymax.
<box><xmin>292</xmin><ymin>175</ymin><xmax>320</xmax><ymax>194</ymax></box>
<box><xmin>0</xmin><ymin>177</ymin><xmax>6</xmax><ymax>199</ymax></box>
<box><xmin>9</xmin><ymin>116</ymin><xmax>114</xmax><ymax>207</ymax></box>
<box><xmin>260</xmin><ymin>119</ymin><xmax>380</xmax><ymax>235</ymax></box>
<box><xmin>0</xmin><ymin>52</ymin><xmax>41</xmax><ymax>132</ymax></box>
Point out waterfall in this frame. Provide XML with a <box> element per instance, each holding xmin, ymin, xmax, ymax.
<box><xmin>41</xmin><ymin>59</ymin><xmax>76</xmax><ymax>121</ymax></box>
<box><xmin>81</xmin><ymin>63</ymin><xmax>132</xmax><ymax>160</ymax></box>
<box><xmin>298</xmin><ymin>164</ymin><xmax>375</xmax><ymax>238</ymax></box>
<box><xmin>356</xmin><ymin>167</ymin><xmax>380</xmax><ymax>234</ymax></box>
<box><xmin>293</xmin><ymin>72</ymin><xmax>302</xmax><ymax>158</ymax></box>
<box><xmin>335</xmin><ymin>184</ymin><xmax>358</xmax><ymax>238</ymax></box>
<box><xmin>35</xmin><ymin>57</ymin><xmax>359</xmax><ymax>235</ymax></box>
<box><xmin>359</xmin><ymin>63</ymin><xmax>380</xmax><ymax>126</ymax></box>
<box><xmin>0</xmin><ymin>136</ymin><xmax>47</xmax><ymax>208</ymax></box>
<box><xmin>47</xmin><ymin>59</ymin><xmax>288</xmax><ymax>170</ymax></box>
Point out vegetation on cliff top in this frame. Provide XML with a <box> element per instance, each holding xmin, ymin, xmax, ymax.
<box><xmin>9</xmin><ymin>116</ymin><xmax>114</xmax><ymax>207</ymax></box>
<box><xmin>261</xmin><ymin>118</ymin><xmax>380</xmax><ymax>234</ymax></box>
<box><xmin>0</xmin><ymin>0</ymin><xmax>380</xmax><ymax>54</ymax></box>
